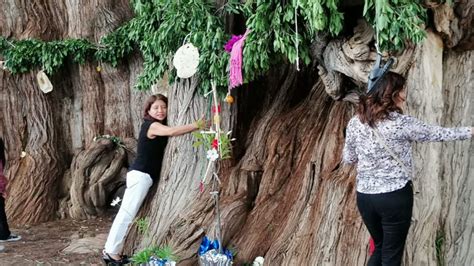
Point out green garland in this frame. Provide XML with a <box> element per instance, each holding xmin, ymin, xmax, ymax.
<box><xmin>0</xmin><ymin>0</ymin><xmax>428</xmax><ymax>92</ymax></box>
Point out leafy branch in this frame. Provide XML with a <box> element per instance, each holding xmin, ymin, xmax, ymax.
<box><xmin>0</xmin><ymin>0</ymin><xmax>429</xmax><ymax>92</ymax></box>
<box><xmin>363</xmin><ymin>0</ymin><xmax>427</xmax><ymax>52</ymax></box>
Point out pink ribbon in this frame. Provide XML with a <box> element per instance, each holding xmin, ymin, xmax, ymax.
<box><xmin>229</xmin><ymin>29</ymin><xmax>250</xmax><ymax>88</ymax></box>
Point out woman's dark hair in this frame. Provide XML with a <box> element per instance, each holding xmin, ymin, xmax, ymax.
<box><xmin>143</xmin><ymin>94</ymin><xmax>168</xmax><ymax>124</ymax></box>
<box><xmin>0</xmin><ymin>138</ymin><xmax>5</xmax><ymax>167</ymax></box>
<box><xmin>357</xmin><ymin>72</ymin><xmax>406</xmax><ymax>127</ymax></box>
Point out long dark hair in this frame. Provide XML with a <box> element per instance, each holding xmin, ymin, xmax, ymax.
<box><xmin>0</xmin><ymin>138</ymin><xmax>5</xmax><ymax>167</ymax></box>
<box><xmin>358</xmin><ymin>72</ymin><xmax>406</xmax><ymax>127</ymax></box>
<box><xmin>143</xmin><ymin>94</ymin><xmax>168</xmax><ymax>124</ymax></box>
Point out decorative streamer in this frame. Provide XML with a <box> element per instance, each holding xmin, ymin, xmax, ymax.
<box><xmin>229</xmin><ymin>29</ymin><xmax>250</xmax><ymax>88</ymax></box>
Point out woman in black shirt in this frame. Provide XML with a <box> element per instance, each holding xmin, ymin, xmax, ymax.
<box><xmin>103</xmin><ymin>94</ymin><xmax>202</xmax><ymax>264</ymax></box>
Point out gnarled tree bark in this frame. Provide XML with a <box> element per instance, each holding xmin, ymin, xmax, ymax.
<box><xmin>0</xmin><ymin>0</ymin><xmax>148</xmax><ymax>225</ymax></box>
<box><xmin>0</xmin><ymin>1</ymin><xmax>472</xmax><ymax>265</ymax></box>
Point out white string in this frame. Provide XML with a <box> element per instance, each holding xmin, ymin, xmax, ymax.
<box><xmin>182</xmin><ymin>32</ymin><xmax>192</xmax><ymax>46</ymax></box>
<box><xmin>374</xmin><ymin>2</ymin><xmax>381</xmax><ymax>55</ymax></box>
<box><xmin>5</xmin><ymin>40</ymin><xmax>15</xmax><ymax>47</ymax></box>
<box><xmin>375</xmin><ymin>26</ymin><xmax>381</xmax><ymax>55</ymax></box>
<box><xmin>203</xmin><ymin>89</ymin><xmax>213</xmax><ymax>97</ymax></box>
<box><xmin>211</xmin><ymin>81</ymin><xmax>221</xmax><ymax>151</ymax></box>
<box><xmin>294</xmin><ymin>0</ymin><xmax>300</xmax><ymax>71</ymax></box>
<box><xmin>211</xmin><ymin>172</ymin><xmax>223</xmax><ymax>254</ymax></box>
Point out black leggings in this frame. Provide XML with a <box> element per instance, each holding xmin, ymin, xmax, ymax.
<box><xmin>0</xmin><ymin>196</ymin><xmax>11</xmax><ymax>239</ymax></box>
<box><xmin>357</xmin><ymin>181</ymin><xmax>413</xmax><ymax>266</ymax></box>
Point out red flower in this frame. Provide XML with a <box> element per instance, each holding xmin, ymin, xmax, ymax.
<box><xmin>211</xmin><ymin>105</ymin><xmax>221</xmax><ymax>113</ymax></box>
<box><xmin>211</xmin><ymin>139</ymin><xmax>219</xmax><ymax>149</ymax></box>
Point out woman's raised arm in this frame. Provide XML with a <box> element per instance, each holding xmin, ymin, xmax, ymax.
<box><xmin>147</xmin><ymin>119</ymin><xmax>204</xmax><ymax>137</ymax></box>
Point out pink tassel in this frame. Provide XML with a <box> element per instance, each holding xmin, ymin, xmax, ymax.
<box><xmin>229</xmin><ymin>29</ymin><xmax>250</xmax><ymax>88</ymax></box>
<box><xmin>224</xmin><ymin>35</ymin><xmax>243</xmax><ymax>53</ymax></box>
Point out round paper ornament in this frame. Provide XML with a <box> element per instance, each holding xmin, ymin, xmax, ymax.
<box><xmin>173</xmin><ymin>43</ymin><xmax>200</xmax><ymax>79</ymax></box>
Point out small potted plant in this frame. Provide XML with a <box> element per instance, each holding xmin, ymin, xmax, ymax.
<box><xmin>131</xmin><ymin>246</ymin><xmax>178</xmax><ymax>266</ymax></box>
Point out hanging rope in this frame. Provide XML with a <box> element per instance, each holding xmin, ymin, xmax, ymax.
<box><xmin>183</xmin><ymin>32</ymin><xmax>192</xmax><ymax>45</ymax></box>
<box><xmin>294</xmin><ymin>0</ymin><xmax>300</xmax><ymax>71</ymax></box>
<box><xmin>374</xmin><ymin>0</ymin><xmax>381</xmax><ymax>55</ymax></box>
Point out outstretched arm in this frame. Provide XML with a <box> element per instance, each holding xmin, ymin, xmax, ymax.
<box><xmin>147</xmin><ymin>120</ymin><xmax>204</xmax><ymax>137</ymax></box>
<box><xmin>402</xmin><ymin>116</ymin><xmax>472</xmax><ymax>142</ymax></box>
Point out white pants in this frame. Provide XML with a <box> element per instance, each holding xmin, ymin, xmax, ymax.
<box><xmin>104</xmin><ymin>170</ymin><xmax>153</xmax><ymax>254</ymax></box>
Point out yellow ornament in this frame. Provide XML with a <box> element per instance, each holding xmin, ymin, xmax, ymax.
<box><xmin>96</xmin><ymin>66</ymin><xmax>102</xmax><ymax>72</ymax></box>
<box><xmin>225</xmin><ymin>95</ymin><xmax>234</xmax><ymax>104</ymax></box>
<box><xmin>213</xmin><ymin>114</ymin><xmax>220</xmax><ymax>124</ymax></box>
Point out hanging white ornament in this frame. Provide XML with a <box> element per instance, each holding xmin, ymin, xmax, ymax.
<box><xmin>172</xmin><ymin>43</ymin><xmax>200</xmax><ymax>79</ymax></box>
<box><xmin>36</xmin><ymin>70</ymin><xmax>53</xmax><ymax>93</ymax></box>
<box><xmin>253</xmin><ymin>256</ymin><xmax>264</xmax><ymax>266</ymax></box>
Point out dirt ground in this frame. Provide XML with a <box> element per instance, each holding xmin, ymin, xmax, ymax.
<box><xmin>0</xmin><ymin>216</ymin><xmax>114</xmax><ymax>265</ymax></box>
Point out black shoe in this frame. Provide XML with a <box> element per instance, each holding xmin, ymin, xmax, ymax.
<box><xmin>0</xmin><ymin>234</ymin><xmax>21</xmax><ymax>243</ymax></box>
<box><xmin>102</xmin><ymin>252</ymin><xmax>130</xmax><ymax>265</ymax></box>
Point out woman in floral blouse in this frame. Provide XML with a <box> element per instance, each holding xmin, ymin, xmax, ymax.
<box><xmin>343</xmin><ymin>72</ymin><xmax>472</xmax><ymax>266</ymax></box>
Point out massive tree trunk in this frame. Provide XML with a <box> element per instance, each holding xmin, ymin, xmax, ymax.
<box><xmin>441</xmin><ymin>50</ymin><xmax>473</xmax><ymax>266</ymax></box>
<box><xmin>0</xmin><ymin>0</ymin><xmax>148</xmax><ymax>224</ymax></box>
<box><xmin>403</xmin><ymin>32</ymin><xmax>474</xmax><ymax>266</ymax></box>
<box><xmin>0</xmin><ymin>1</ymin><xmax>472</xmax><ymax>265</ymax></box>
<box><xmin>124</xmin><ymin>11</ymin><xmax>473</xmax><ymax>266</ymax></box>
<box><xmin>0</xmin><ymin>72</ymin><xmax>64</xmax><ymax>224</ymax></box>
<box><xmin>0</xmin><ymin>0</ymin><xmax>69</xmax><ymax>224</ymax></box>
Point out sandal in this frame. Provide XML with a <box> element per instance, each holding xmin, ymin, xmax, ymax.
<box><xmin>102</xmin><ymin>250</ymin><xmax>130</xmax><ymax>265</ymax></box>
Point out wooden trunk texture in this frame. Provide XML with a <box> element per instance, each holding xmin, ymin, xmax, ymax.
<box><xmin>0</xmin><ymin>0</ymin><xmax>151</xmax><ymax>224</ymax></box>
<box><xmin>404</xmin><ymin>32</ymin><xmax>473</xmax><ymax>266</ymax></box>
<box><xmin>0</xmin><ymin>1</ymin><xmax>472</xmax><ymax>265</ymax></box>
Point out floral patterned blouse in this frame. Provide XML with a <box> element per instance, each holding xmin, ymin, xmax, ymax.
<box><xmin>343</xmin><ymin>112</ymin><xmax>471</xmax><ymax>194</ymax></box>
